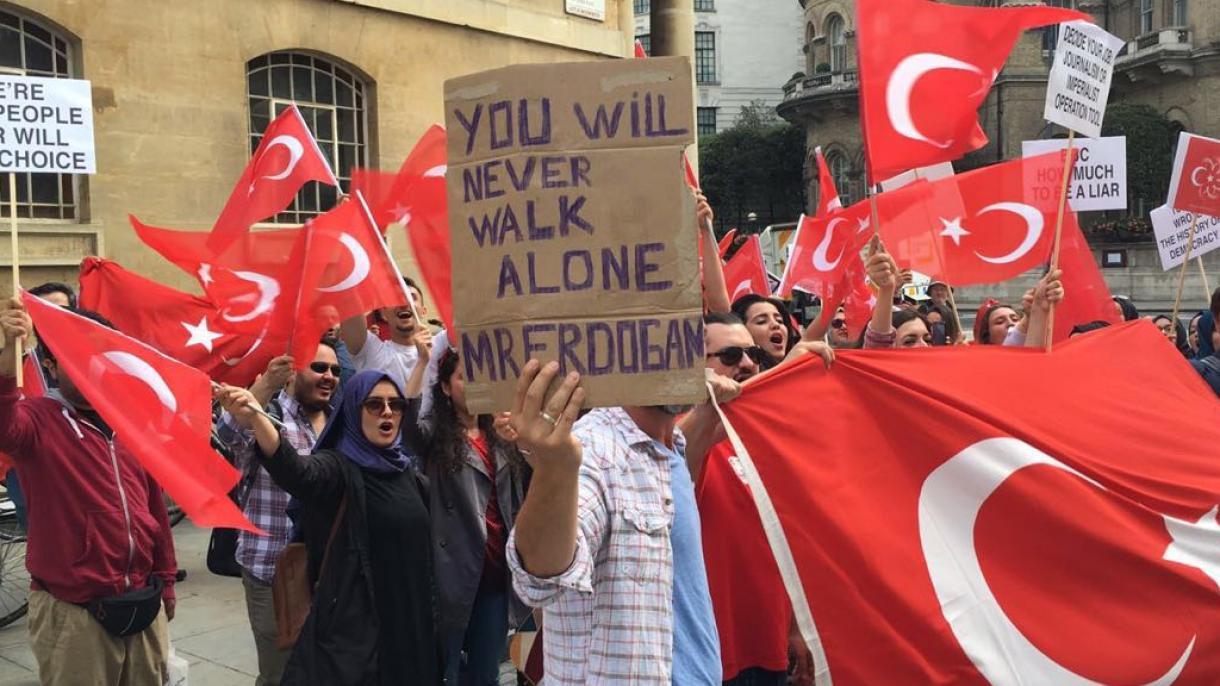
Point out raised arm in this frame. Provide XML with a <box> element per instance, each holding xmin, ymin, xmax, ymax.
<box><xmin>402</xmin><ymin>328</ymin><xmax>434</xmax><ymax>400</ymax></box>
<box><xmin>0</xmin><ymin>297</ymin><xmax>37</xmax><ymax>455</ymax></box>
<box><xmin>864</xmin><ymin>241</ymin><xmax>900</xmax><ymax>348</ymax></box>
<box><xmin>1025</xmin><ymin>268</ymin><xmax>1064</xmax><ymax>350</ymax></box>
<box><xmin>698</xmin><ymin>191</ymin><xmax>731</xmax><ymax>314</ymax></box>
<box><xmin>340</xmin><ymin>314</ymin><xmax>370</xmax><ymax>357</ymax></box>
<box><xmin>247</xmin><ymin>355</ymin><xmax>294</xmax><ymax>408</ymax></box>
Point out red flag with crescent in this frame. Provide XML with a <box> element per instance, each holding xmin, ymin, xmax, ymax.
<box><xmin>207</xmin><ymin>105</ymin><xmax>340</xmax><ymax>253</ymax></box>
<box><xmin>813</xmin><ymin>147</ymin><xmax>842</xmax><ymax>217</ymax></box>
<box><xmin>1168</xmin><ymin>132</ymin><xmax>1220</xmax><ymax>218</ymax></box>
<box><xmin>776</xmin><ymin>202</ymin><xmax>872</xmax><ymax>299</ymax></box>
<box><xmin>719</xmin><ymin>322</ymin><xmax>1220</xmax><ymax>684</ymax></box>
<box><xmin>23</xmin><ymin>292</ymin><xmax>258</xmax><ymax>532</ymax></box>
<box><xmin>352</xmin><ymin>124</ymin><xmax>449</xmax><ymax>233</ymax></box>
<box><xmin>722</xmin><ymin>235</ymin><xmax>772</xmax><ymax>301</ymax></box>
<box><xmin>1051</xmin><ymin>215</ymin><xmax>1121</xmax><ymax>342</ymax></box>
<box><xmin>858</xmin><ymin>0</ymin><xmax>1087</xmax><ymax>182</ymax></box>
<box><xmin>77</xmin><ymin>258</ymin><xmax>283</xmax><ymax>387</ymax></box>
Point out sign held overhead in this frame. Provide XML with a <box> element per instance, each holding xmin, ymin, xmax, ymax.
<box><xmin>1022</xmin><ymin>136</ymin><xmax>1127</xmax><ymax>212</ymax></box>
<box><xmin>0</xmin><ymin>75</ymin><xmax>95</xmax><ymax>174</ymax></box>
<box><xmin>1043</xmin><ymin>21</ymin><xmax>1123</xmax><ymax>138</ymax></box>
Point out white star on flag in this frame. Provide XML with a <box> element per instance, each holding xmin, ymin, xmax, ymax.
<box><xmin>1163</xmin><ymin>505</ymin><xmax>1220</xmax><ymax>592</ymax></box>
<box><xmin>391</xmin><ymin>203</ymin><xmax>413</xmax><ymax>228</ymax></box>
<box><xmin>182</xmin><ymin>317</ymin><xmax>225</xmax><ymax>353</ymax></box>
<box><xmin>939</xmin><ymin>217</ymin><xmax>971</xmax><ymax>246</ymax></box>
<box><xmin>198</xmin><ymin>264</ymin><xmax>214</xmax><ymax>287</ymax></box>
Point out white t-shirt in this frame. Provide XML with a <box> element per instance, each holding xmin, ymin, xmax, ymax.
<box><xmin>352</xmin><ymin>331</ymin><xmax>419</xmax><ymax>390</ymax></box>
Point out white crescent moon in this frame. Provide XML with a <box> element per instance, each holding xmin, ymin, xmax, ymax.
<box><xmin>258</xmin><ymin>135</ymin><xmax>304</xmax><ymax>182</ymax></box>
<box><xmin>973</xmin><ymin>202</ymin><xmax>1044</xmax><ymax>265</ymax></box>
<box><xmin>423</xmin><ymin>165</ymin><xmax>447</xmax><ymax>178</ymax></box>
<box><xmin>1191</xmin><ymin>166</ymin><xmax>1209</xmax><ymax>188</ymax></box>
<box><xmin>98</xmin><ymin>351</ymin><xmax>177</xmax><ymax>413</ymax></box>
<box><xmin>221</xmin><ymin>271</ymin><xmax>281</xmax><ymax>323</ymax></box>
<box><xmin>920</xmin><ymin>437</ymin><xmax>1194</xmax><ymax>686</ymax></box>
<box><xmin>222</xmin><ymin>328</ymin><xmax>268</xmax><ymax>367</ymax></box>
<box><xmin>812</xmin><ymin>218</ymin><xmax>848</xmax><ymax>272</ymax></box>
<box><xmin>732</xmin><ymin>279</ymin><xmax>752</xmax><ymax>300</ymax></box>
<box><xmin>887</xmin><ymin>53</ymin><xmax>983</xmax><ymax>148</ymax></box>
<box><xmin>317</xmin><ymin>233</ymin><xmax>371</xmax><ymax>293</ymax></box>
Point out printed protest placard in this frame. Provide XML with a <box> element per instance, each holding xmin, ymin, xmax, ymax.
<box><xmin>1022</xmin><ymin>136</ymin><xmax>1126</xmax><ymax>211</ymax></box>
<box><xmin>0</xmin><ymin>75</ymin><xmax>95</xmax><ymax>173</ymax></box>
<box><xmin>1150</xmin><ymin>204</ymin><xmax>1220</xmax><ymax>270</ymax></box>
<box><xmin>1167</xmin><ymin>131</ymin><xmax>1220</xmax><ymax>218</ymax></box>
<box><xmin>445</xmin><ymin>57</ymin><xmax>703</xmax><ymax>413</ymax></box>
<box><xmin>1044</xmin><ymin>21</ymin><xmax>1123</xmax><ymax>138</ymax></box>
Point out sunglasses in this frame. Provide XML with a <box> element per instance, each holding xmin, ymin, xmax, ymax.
<box><xmin>830</xmin><ymin>319</ymin><xmax>846</xmax><ymax>330</ymax></box>
<box><xmin>309</xmin><ymin>362</ymin><xmax>342</xmax><ymax>376</ymax></box>
<box><xmin>707</xmin><ymin>345</ymin><xmax>767</xmax><ymax>366</ymax></box>
<box><xmin>361</xmin><ymin>397</ymin><xmax>407</xmax><ymax>416</ymax></box>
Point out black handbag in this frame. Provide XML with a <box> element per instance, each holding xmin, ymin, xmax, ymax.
<box><xmin>81</xmin><ymin>575</ymin><xmax>164</xmax><ymax>637</ymax></box>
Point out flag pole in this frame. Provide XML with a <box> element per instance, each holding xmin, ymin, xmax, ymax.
<box><xmin>1044</xmin><ymin>130</ymin><xmax>1076</xmax><ymax>353</ymax></box>
<box><xmin>7</xmin><ymin>173</ymin><xmax>21</xmax><ymax>387</ymax></box>
<box><xmin>1170</xmin><ymin>213</ymin><xmax>1200</xmax><ymax>325</ymax></box>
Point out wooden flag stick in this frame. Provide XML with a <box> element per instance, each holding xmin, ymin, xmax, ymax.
<box><xmin>1199</xmin><ymin>256</ymin><xmax>1212</xmax><ymax>300</ymax></box>
<box><xmin>1171</xmin><ymin>213</ymin><xmax>1200</xmax><ymax>325</ymax></box>
<box><xmin>1044</xmin><ymin>130</ymin><xmax>1076</xmax><ymax>353</ymax></box>
<box><xmin>7</xmin><ymin>172</ymin><xmax>21</xmax><ymax>387</ymax></box>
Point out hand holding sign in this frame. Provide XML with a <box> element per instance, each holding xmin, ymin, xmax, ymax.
<box><xmin>511</xmin><ymin>360</ymin><xmax>584</xmax><ymax>472</ymax></box>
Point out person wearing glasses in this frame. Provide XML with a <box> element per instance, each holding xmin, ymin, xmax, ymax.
<box><xmin>219</xmin><ymin>369</ymin><xmax>438</xmax><ymax>685</ymax></box>
<box><xmin>827</xmin><ymin>307</ymin><xmax>853</xmax><ymax>349</ymax></box>
<box><xmin>213</xmin><ymin>340</ymin><xmax>342</xmax><ymax>686</ymax></box>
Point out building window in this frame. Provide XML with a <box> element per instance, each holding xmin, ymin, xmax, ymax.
<box><xmin>247</xmin><ymin>52</ymin><xmax>368</xmax><ymax>224</ymax></box>
<box><xmin>1140</xmin><ymin>0</ymin><xmax>1154</xmax><ymax>33</ymax></box>
<box><xmin>1172</xmin><ymin>0</ymin><xmax>1187</xmax><ymax>25</ymax></box>
<box><xmin>805</xmin><ymin>22</ymin><xmax>817</xmax><ymax>73</ymax></box>
<box><xmin>694</xmin><ymin>0</ymin><xmax>714</xmax><ymax>10</ymax></box>
<box><xmin>634</xmin><ymin>0</ymin><xmax>650</xmax><ymax>15</ymax></box>
<box><xmin>695</xmin><ymin>32</ymin><xmax>717</xmax><ymax>84</ymax></box>
<box><xmin>827</xmin><ymin>15</ymin><xmax>847</xmax><ymax>73</ymax></box>
<box><xmin>826</xmin><ymin>151</ymin><xmax>852</xmax><ymax>207</ymax></box>
<box><xmin>697</xmin><ymin>108</ymin><xmax>717</xmax><ymax>135</ymax></box>
<box><xmin>636</xmin><ymin>34</ymin><xmax>650</xmax><ymax>56</ymax></box>
<box><xmin>0</xmin><ymin>9</ymin><xmax>78</xmax><ymax>220</ymax></box>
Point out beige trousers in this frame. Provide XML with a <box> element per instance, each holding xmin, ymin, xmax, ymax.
<box><xmin>28</xmin><ymin>589</ymin><xmax>168</xmax><ymax>686</ymax></box>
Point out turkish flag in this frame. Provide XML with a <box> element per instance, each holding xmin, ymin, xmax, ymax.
<box><xmin>23</xmin><ymin>293</ymin><xmax>258</xmax><ymax>532</ymax></box>
<box><xmin>722</xmin><ymin>236</ymin><xmax>772</xmax><ymax>302</ymax></box>
<box><xmin>131</xmin><ymin>216</ymin><xmax>305</xmax><ymax>336</ymax></box>
<box><xmin>717</xmin><ymin>228</ymin><xmax>738</xmax><ymax>261</ymax></box>
<box><xmin>1168</xmin><ymin>132</ymin><xmax>1220</xmax><ymax>218</ymax></box>
<box><xmin>1052</xmin><ymin>214</ymin><xmax>1120</xmax><ymax>341</ymax></box>
<box><xmin>776</xmin><ymin>202</ymin><xmax>872</xmax><ymax>299</ymax></box>
<box><xmin>207</xmin><ymin>105</ymin><xmax>340</xmax><ymax>253</ymax></box>
<box><xmin>819</xmin><ymin>253</ymin><xmax>876</xmax><ymax>342</ymax></box>
<box><xmin>290</xmin><ymin>192</ymin><xmax>414</xmax><ymax>367</ymax></box>
<box><xmin>858</xmin><ymin>0</ymin><xmax>1087</xmax><ymax>182</ymax></box>
<box><xmin>875</xmin><ymin>150</ymin><xmax>1072</xmax><ymax>286</ymax></box>
<box><xmin>634</xmin><ymin>39</ymin><xmax>648</xmax><ymax>58</ymax></box>
<box><xmin>352</xmin><ymin>124</ymin><xmax>448</xmax><ymax>233</ymax></box>
<box><xmin>399</xmin><ymin>165</ymin><xmax>455</xmax><ymax>332</ymax></box>
<box><xmin>813</xmin><ymin>146</ymin><xmax>842</xmax><ymax>217</ymax></box>
<box><xmin>721</xmin><ymin>322</ymin><xmax>1220</xmax><ymax>684</ymax></box>
<box><xmin>78</xmin><ymin>258</ymin><xmax>285</xmax><ymax>387</ymax></box>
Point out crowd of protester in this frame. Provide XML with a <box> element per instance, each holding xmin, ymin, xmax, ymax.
<box><xmin>0</xmin><ymin>189</ymin><xmax>1214</xmax><ymax>686</ymax></box>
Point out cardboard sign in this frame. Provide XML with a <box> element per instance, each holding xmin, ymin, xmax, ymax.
<box><xmin>565</xmin><ymin>0</ymin><xmax>605</xmax><ymax>21</ymax></box>
<box><xmin>445</xmin><ymin>57</ymin><xmax>702</xmax><ymax>413</ymax></box>
<box><xmin>0</xmin><ymin>75</ymin><xmax>95</xmax><ymax>173</ymax></box>
<box><xmin>1167</xmin><ymin>131</ymin><xmax>1220</xmax><ymax>218</ymax></box>
<box><xmin>1022</xmin><ymin>136</ymin><xmax>1126</xmax><ymax>211</ymax></box>
<box><xmin>1150</xmin><ymin>204</ymin><xmax>1220</xmax><ymax>270</ymax></box>
<box><xmin>1043</xmin><ymin>21</ymin><xmax>1123</xmax><ymax>138</ymax></box>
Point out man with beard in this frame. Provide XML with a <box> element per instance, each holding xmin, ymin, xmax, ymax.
<box><xmin>215</xmin><ymin>340</ymin><xmax>340</xmax><ymax>686</ymax></box>
<box><xmin>340</xmin><ymin>277</ymin><xmax>432</xmax><ymax>389</ymax></box>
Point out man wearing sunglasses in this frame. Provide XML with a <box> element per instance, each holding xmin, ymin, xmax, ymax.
<box><xmin>828</xmin><ymin>307</ymin><xmax>852</xmax><ymax>348</ymax></box>
<box><xmin>214</xmin><ymin>340</ymin><xmax>341</xmax><ymax>686</ymax></box>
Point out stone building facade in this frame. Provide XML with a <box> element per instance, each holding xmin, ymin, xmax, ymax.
<box><xmin>0</xmin><ymin>0</ymin><xmax>635</xmax><ymax>296</ymax></box>
<box><xmin>777</xmin><ymin>0</ymin><xmax>1220</xmax><ymax>316</ymax></box>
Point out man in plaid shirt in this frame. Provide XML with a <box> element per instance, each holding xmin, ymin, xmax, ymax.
<box><xmin>216</xmin><ymin>341</ymin><xmax>340</xmax><ymax>686</ymax></box>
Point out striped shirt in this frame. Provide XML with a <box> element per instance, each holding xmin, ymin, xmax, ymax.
<box><xmin>507</xmin><ymin>407</ymin><xmax>681</xmax><ymax>685</ymax></box>
<box><xmin>217</xmin><ymin>392</ymin><xmax>324</xmax><ymax>582</ymax></box>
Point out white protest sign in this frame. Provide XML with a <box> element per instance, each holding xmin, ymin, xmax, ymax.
<box><xmin>0</xmin><ymin>75</ymin><xmax>95</xmax><ymax>174</ymax></box>
<box><xmin>565</xmin><ymin>0</ymin><xmax>605</xmax><ymax>21</ymax></box>
<box><xmin>1022</xmin><ymin>136</ymin><xmax>1126</xmax><ymax>211</ymax></box>
<box><xmin>1043</xmin><ymin>21</ymin><xmax>1123</xmax><ymax>138</ymax></box>
<box><xmin>1150</xmin><ymin>204</ymin><xmax>1220</xmax><ymax>270</ymax></box>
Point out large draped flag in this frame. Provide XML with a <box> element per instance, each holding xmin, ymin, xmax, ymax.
<box><xmin>719</xmin><ymin>322</ymin><xmax>1220</xmax><ymax>684</ymax></box>
<box><xmin>24</xmin><ymin>293</ymin><xmax>258</xmax><ymax>532</ymax></box>
<box><xmin>857</xmin><ymin>0</ymin><xmax>1087</xmax><ymax>182</ymax></box>
<box><xmin>78</xmin><ymin>258</ymin><xmax>283</xmax><ymax>386</ymax></box>
<box><xmin>1051</xmin><ymin>215</ymin><xmax>1121</xmax><ymax>341</ymax></box>
<box><xmin>207</xmin><ymin>105</ymin><xmax>339</xmax><ymax>252</ymax></box>
<box><xmin>722</xmin><ymin>235</ymin><xmax>772</xmax><ymax>301</ymax></box>
<box><xmin>874</xmin><ymin>150</ymin><xmax>1072</xmax><ymax>286</ymax></box>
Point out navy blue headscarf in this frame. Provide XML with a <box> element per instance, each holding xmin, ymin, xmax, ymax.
<box><xmin>316</xmin><ymin>370</ymin><xmax>410</xmax><ymax>474</ymax></box>
<box><xmin>1195</xmin><ymin>311</ymin><xmax>1216</xmax><ymax>360</ymax></box>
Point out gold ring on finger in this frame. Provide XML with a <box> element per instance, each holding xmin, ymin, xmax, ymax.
<box><xmin>541</xmin><ymin>411</ymin><xmax>558</xmax><ymax>426</ymax></box>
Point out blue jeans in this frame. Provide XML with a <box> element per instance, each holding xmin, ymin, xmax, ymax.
<box><xmin>724</xmin><ymin>667</ymin><xmax>787</xmax><ymax>686</ymax></box>
<box><xmin>443</xmin><ymin>590</ymin><xmax>508</xmax><ymax>686</ymax></box>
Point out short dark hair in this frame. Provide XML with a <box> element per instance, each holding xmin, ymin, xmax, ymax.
<box><xmin>318</xmin><ymin>334</ymin><xmax>339</xmax><ymax>352</ymax></box>
<box><xmin>1070</xmin><ymin>320</ymin><xmax>1111</xmax><ymax>337</ymax></box>
<box><xmin>704</xmin><ymin>311</ymin><xmax>744</xmax><ymax>327</ymax></box>
<box><xmin>892</xmin><ymin>308</ymin><xmax>928</xmax><ymax>331</ymax></box>
<box><xmin>404</xmin><ymin>276</ymin><xmax>420</xmax><ymax>294</ymax></box>
<box><xmin>37</xmin><ymin>308</ymin><xmax>115</xmax><ymax>363</ymax></box>
<box><xmin>29</xmin><ymin>282</ymin><xmax>76</xmax><ymax>308</ymax></box>
<box><xmin>1210</xmin><ymin>287</ymin><xmax>1220</xmax><ymax>321</ymax></box>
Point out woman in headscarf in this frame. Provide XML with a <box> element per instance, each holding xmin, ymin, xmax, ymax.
<box><xmin>1189</xmin><ymin>312</ymin><xmax>1204</xmax><ymax>355</ymax></box>
<box><xmin>402</xmin><ymin>347</ymin><xmax>530</xmax><ymax>686</ymax></box>
<box><xmin>219</xmin><ymin>371</ymin><xmax>439</xmax><ymax>686</ymax></box>
<box><xmin>1113</xmin><ymin>295</ymin><xmax>1140</xmax><ymax>322</ymax></box>
<box><xmin>1152</xmin><ymin>314</ymin><xmax>1192</xmax><ymax>357</ymax></box>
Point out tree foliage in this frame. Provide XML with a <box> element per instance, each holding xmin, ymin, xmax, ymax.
<box><xmin>699</xmin><ymin>101</ymin><xmax>806</xmax><ymax>234</ymax></box>
<box><xmin>1100</xmin><ymin>103</ymin><xmax>1176</xmax><ymax>218</ymax></box>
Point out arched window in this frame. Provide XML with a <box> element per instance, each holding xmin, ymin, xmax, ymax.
<box><xmin>827</xmin><ymin>15</ymin><xmax>847</xmax><ymax>73</ymax></box>
<box><xmin>805</xmin><ymin>22</ymin><xmax>817</xmax><ymax>73</ymax></box>
<box><xmin>1172</xmin><ymin>0</ymin><xmax>1187</xmax><ymax>26</ymax></box>
<box><xmin>0</xmin><ymin>9</ymin><xmax>78</xmax><ymax>220</ymax></box>
<box><xmin>826</xmin><ymin>150</ymin><xmax>852</xmax><ymax>207</ymax></box>
<box><xmin>246</xmin><ymin>52</ymin><xmax>369</xmax><ymax>224</ymax></box>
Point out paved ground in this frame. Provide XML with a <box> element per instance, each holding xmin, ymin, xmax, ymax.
<box><xmin>0</xmin><ymin>523</ymin><xmax>518</xmax><ymax>685</ymax></box>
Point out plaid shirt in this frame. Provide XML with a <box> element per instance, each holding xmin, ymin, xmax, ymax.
<box><xmin>217</xmin><ymin>392</ymin><xmax>324</xmax><ymax>582</ymax></box>
<box><xmin>507</xmin><ymin>407</ymin><xmax>680</xmax><ymax>685</ymax></box>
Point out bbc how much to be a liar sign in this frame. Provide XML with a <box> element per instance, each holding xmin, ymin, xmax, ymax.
<box><xmin>0</xmin><ymin>75</ymin><xmax>95</xmax><ymax>174</ymax></box>
<box><xmin>444</xmin><ymin>57</ymin><xmax>704</xmax><ymax>413</ymax></box>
